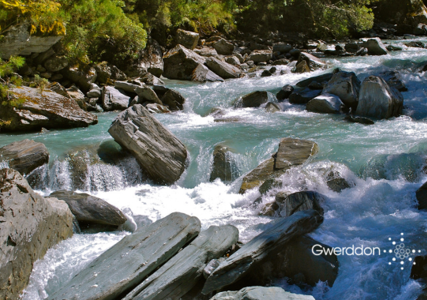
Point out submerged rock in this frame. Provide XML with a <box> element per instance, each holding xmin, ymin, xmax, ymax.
<box><xmin>306</xmin><ymin>94</ymin><xmax>343</xmax><ymax>114</ymax></box>
<box><xmin>108</xmin><ymin>105</ymin><xmax>187</xmax><ymax>184</ymax></box>
<box><xmin>163</xmin><ymin>44</ymin><xmax>206</xmax><ymax>80</ymax></box>
<box><xmin>210</xmin><ymin>286</ymin><xmax>315</xmax><ymax>300</ymax></box>
<box><xmin>48</xmin><ymin>212</ymin><xmax>201</xmax><ymax>300</ymax></box>
<box><xmin>0</xmin><ymin>169</ymin><xmax>74</xmax><ymax>300</ymax></box>
<box><xmin>240</xmin><ymin>138</ymin><xmax>318</xmax><ymax>194</ymax></box>
<box><xmin>49</xmin><ymin>190</ymin><xmax>127</xmax><ymax>231</ymax></box>
<box><xmin>123</xmin><ymin>225</ymin><xmax>239</xmax><ymax>300</ymax></box>
<box><xmin>356</xmin><ymin>76</ymin><xmax>403</xmax><ymax>119</ymax></box>
<box><xmin>0</xmin><ymin>139</ymin><xmax>49</xmax><ymax>174</ymax></box>
<box><xmin>0</xmin><ymin>86</ymin><xmax>97</xmax><ymax>132</ymax></box>
<box><xmin>265</xmin><ymin>102</ymin><xmax>281</xmax><ymax>113</ymax></box>
<box><xmin>202</xmin><ymin>210</ymin><xmax>323</xmax><ymax>294</ymax></box>
<box><xmin>210</xmin><ymin>145</ymin><xmax>239</xmax><ymax>182</ymax></box>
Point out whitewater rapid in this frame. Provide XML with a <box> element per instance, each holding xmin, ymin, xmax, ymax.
<box><xmin>2</xmin><ymin>39</ymin><xmax>427</xmax><ymax>299</ymax></box>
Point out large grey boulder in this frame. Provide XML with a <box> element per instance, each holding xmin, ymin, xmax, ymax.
<box><xmin>49</xmin><ymin>190</ymin><xmax>127</xmax><ymax>229</ymax></box>
<box><xmin>124</xmin><ymin>225</ymin><xmax>239</xmax><ymax>300</ymax></box>
<box><xmin>0</xmin><ymin>139</ymin><xmax>49</xmax><ymax>174</ymax></box>
<box><xmin>0</xmin><ymin>169</ymin><xmax>74</xmax><ymax>300</ymax></box>
<box><xmin>135</xmin><ymin>86</ymin><xmax>163</xmax><ymax>105</ymax></box>
<box><xmin>249</xmin><ymin>50</ymin><xmax>273</xmax><ymax>63</ymax></box>
<box><xmin>48</xmin><ymin>212</ymin><xmax>201</xmax><ymax>300</ymax></box>
<box><xmin>210</xmin><ymin>286</ymin><xmax>314</xmax><ymax>300</ymax></box>
<box><xmin>114</xmin><ymin>81</ymin><xmax>142</xmax><ymax>94</ymax></box>
<box><xmin>240</xmin><ymin>91</ymin><xmax>272</xmax><ymax>108</ymax></box>
<box><xmin>202</xmin><ymin>210</ymin><xmax>323</xmax><ymax>294</ymax></box>
<box><xmin>355</xmin><ymin>76</ymin><xmax>404</xmax><ymax>119</ymax></box>
<box><xmin>192</xmin><ymin>64</ymin><xmax>225</xmax><ymax>83</ymax></box>
<box><xmin>298</xmin><ymin>52</ymin><xmax>327</xmax><ymax>71</ymax></box>
<box><xmin>210</xmin><ymin>145</ymin><xmax>239</xmax><ymax>182</ymax></box>
<box><xmin>214</xmin><ymin>39</ymin><xmax>235</xmax><ymax>55</ymax></box>
<box><xmin>108</xmin><ymin>105</ymin><xmax>187</xmax><ymax>184</ymax></box>
<box><xmin>205</xmin><ymin>57</ymin><xmax>242</xmax><ymax>79</ymax></box>
<box><xmin>306</xmin><ymin>94</ymin><xmax>343</xmax><ymax>114</ymax></box>
<box><xmin>240</xmin><ymin>138</ymin><xmax>318</xmax><ymax>193</ymax></box>
<box><xmin>0</xmin><ymin>86</ymin><xmax>98</xmax><ymax>132</ymax></box>
<box><xmin>101</xmin><ymin>86</ymin><xmax>131</xmax><ymax>111</ymax></box>
<box><xmin>323</xmin><ymin>71</ymin><xmax>361</xmax><ymax>109</ymax></box>
<box><xmin>176</xmin><ymin>29</ymin><xmax>200</xmax><ymax>50</ymax></box>
<box><xmin>360</xmin><ymin>38</ymin><xmax>388</xmax><ymax>55</ymax></box>
<box><xmin>289</xmin><ymin>88</ymin><xmax>322</xmax><ymax>105</ymax></box>
<box><xmin>163</xmin><ymin>44</ymin><xmax>206</xmax><ymax>80</ymax></box>
<box><xmin>0</xmin><ymin>23</ymin><xmax>62</xmax><ymax>59</ymax></box>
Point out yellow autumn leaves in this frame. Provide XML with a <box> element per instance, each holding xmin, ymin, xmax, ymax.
<box><xmin>0</xmin><ymin>0</ymin><xmax>65</xmax><ymax>35</ymax></box>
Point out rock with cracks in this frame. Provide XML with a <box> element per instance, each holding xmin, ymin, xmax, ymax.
<box><xmin>48</xmin><ymin>212</ymin><xmax>201</xmax><ymax>300</ymax></box>
<box><xmin>108</xmin><ymin>104</ymin><xmax>187</xmax><ymax>184</ymax></box>
<box><xmin>0</xmin><ymin>169</ymin><xmax>74</xmax><ymax>300</ymax></box>
<box><xmin>124</xmin><ymin>225</ymin><xmax>239</xmax><ymax>300</ymax></box>
<box><xmin>202</xmin><ymin>210</ymin><xmax>323</xmax><ymax>294</ymax></box>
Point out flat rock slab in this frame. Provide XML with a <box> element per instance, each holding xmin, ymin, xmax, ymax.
<box><xmin>49</xmin><ymin>190</ymin><xmax>127</xmax><ymax>227</ymax></box>
<box><xmin>124</xmin><ymin>225</ymin><xmax>239</xmax><ymax>300</ymax></box>
<box><xmin>240</xmin><ymin>138</ymin><xmax>318</xmax><ymax>193</ymax></box>
<box><xmin>202</xmin><ymin>210</ymin><xmax>323</xmax><ymax>294</ymax></box>
<box><xmin>210</xmin><ymin>286</ymin><xmax>315</xmax><ymax>300</ymax></box>
<box><xmin>0</xmin><ymin>139</ymin><xmax>49</xmax><ymax>174</ymax></box>
<box><xmin>1</xmin><ymin>86</ymin><xmax>97</xmax><ymax>132</ymax></box>
<box><xmin>0</xmin><ymin>169</ymin><xmax>74</xmax><ymax>300</ymax></box>
<box><xmin>48</xmin><ymin>212</ymin><xmax>201</xmax><ymax>300</ymax></box>
<box><xmin>108</xmin><ymin>104</ymin><xmax>187</xmax><ymax>184</ymax></box>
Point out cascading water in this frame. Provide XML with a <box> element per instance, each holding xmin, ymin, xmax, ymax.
<box><xmin>2</xmin><ymin>39</ymin><xmax>427</xmax><ymax>299</ymax></box>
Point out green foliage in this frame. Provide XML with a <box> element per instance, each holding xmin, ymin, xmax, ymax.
<box><xmin>30</xmin><ymin>74</ymin><xmax>49</xmax><ymax>93</ymax></box>
<box><xmin>0</xmin><ymin>55</ymin><xmax>25</xmax><ymax>107</ymax></box>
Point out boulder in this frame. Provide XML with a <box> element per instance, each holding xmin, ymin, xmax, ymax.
<box><xmin>163</xmin><ymin>44</ymin><xmax>206</xmax><ymax>80</ymax></box>
<box><xmin>48</xmin><ymin>82</ymin><xmax>69</xmax><ymax>98</ymax></box>
<box><xmin>108</xmin><ymin>105</ymin><xmax>187</xmax><ymax>184</ymax></box>
<box><xmin>94</xmin><ymin>62</ymin><xmax>126</xmax><ymax>84</ymax></box>
<box><xmin>176</xmin><ymin>29</ymin><xmax>200</xmax><ymax>50</ymax></box>
<box><xmin>139</xmin><ymin>72</ymin><xmax>165</xmax><ymax>86</ymax></box>
<box><xmin>276</xmin><ymin>85</ymin><xmax>294</xmax><ymax>101</ymax></box>
<box><xmin>294</xmin><ymin>60</ymin><xmax>310</xmax><ymax>73</ymax></box>
<box><xmin>240</xmin><ymin>138</ymin><xmax>318</xmax><ymax>193</ymax></box>
<box><xmin>114</xmin><ymin>81</ymin><xmax>142</xmax><ymax>94</ymax></box>
<box><xmin>355</xmin><ymin>76</ymin><xmax>404</xmax><ymax>119</ymax></box>
<box><xmin>202</xmin><ymin>210</ymin><xmax>323</xmax><ymax>294</ymax></box>
<box><xmin>205</xmin><ymin>57</ymin><xmax>242</xmax><ymax>79</ymax></box>
<box><xmin>344</xmin><ymin>115</ymin><xmax>375</xmax><ymax>125</ymax></box>
<box><xmin>0</xmin><ymin>86</ymin><xmax>98</xmax><ymax>132</ymax></box>
<box><xmin>47</xmin><ymin>213</ymin><xmax>201</xmax><ymax>300</ymax></box>
<box><xmin>87</xmin><ymin>83</ymin><xmax>102</xmax><ymax>98</ymax></box>
<box><xmin>135</xmin><ymin>86</ymin><xmax>163</xmax><ymax>105</ymax></box>
<box><xmin>289</xmin><ymin>88</ymin><xmax>322</xmax><ymax>105</ymax></box>
<box><xmin>210</xmin><ymin>145</ymin><xmax>239</xmax><ymax>182</ymax></box>
<box><xmin>65</xmin><ymin>67</ymin><xmax>97</xmax><ymax>92</ymax></box>
<box><xmin>101</xmin><ymin>86</ymin><xmax>131</xmax><ymax>111</ymax></box>
<box><xmin>298</xmin><ymin>52</ymin><xmax>327</xmax><ymax>71</ymax></box>
<box><xmin>265</xmin><ymin>102</ymin><xmax>281</xmax><ymax>113</ymax></box>
<box><xmin>49</xmin><ymin>190</ymin><xmax>127</xmax><ymax>229</ymax></box>
<box><xmin>123</xmin><ymin>225</ymin><xmax>239</xmax><ymax>300</ymax></box>
<box><xmin>214</xmin><ymin>39</ymin><xmax>235</xmax><ymax>55</ymax></box>
<box><xmin>194</xmin><ymin>47</ymin><xmax>219</xmax><ymax>57</ymax></box>
<box><xmin>323</xmin><ymin>71</ymin><xmax>361</xmax><ymax>109</ymax></box>
<box><xmin>360</xmin><ymin>38</ymin><xmax>388</xmax><ymax>55</ymax></box>
<box><xmin>326</xmin><ymin>171</ymin><xmax>351</xmax><ymax>192</ymax></box>
<box><xmin>161</xmin><ymin>89</ymin><xmax>186</xmax><ymax>111</ymax></box>
<box><xmin>0</xmin><ymin>139</ymin><xmax>49</xmax><ymax>174</ymax></box>
<box><xmin>139</xmin><ymin>39</ymin><xmax>164</xmax><ymax>77</ymax></box>
<box><xmin>145</xmin><ymin>103</ymin><xmax>171</xmax><ymax>114</ymax></box>
<box><xmin>416</xmin><ymin>181</ymin><xmax>427</xmax><ymax>210</ymax></box>
<box><xmin>0</xmin><ymin>169</ymin><xmax>74</xmax><ymax>300</ymax></box>
<box><xmin>210</xmin><ymin>286</ymin><xmax>314</xmax><ymax>300</ymax></box>
<box><xmin>306</xmin><ymin>94</ymin><xmax>343</xmax><ymax>114</ymax></box>
<box><xmin>249</xmin><ymin>50</ymin><xmax>273</xmax><ymax>63</ymax></box>
<box><xmin>378</xmin><ymin>70</ymin><xmax>408</xmax><ymax>92</ymax></box>
<box><xmin>192</xmin><ymin>64</ymin><xmax>225</xmax><ymax>82</ymax></box>
<box><xmin>0</xmin><ymin>23</ymin><xmax>62</xmax><ymax>59</ymax></box>
<box><xmin>275</xmin><ymin>191</ymin><xmax>325</xmax><ymax>217</ymax></box>
<box><xmin>225</xmin><ymin>56</ymin><xmax>241</xmax><ymax>66</ymax></box>
<box><xmin>296</xmin><ymin>73</ymin><xmax>334</xmax><ymax>88</ymax></box>
<box><xmin>240</xmin><ymin>91</ymin><xmax>272</xmax><ymax>108</ymax></box>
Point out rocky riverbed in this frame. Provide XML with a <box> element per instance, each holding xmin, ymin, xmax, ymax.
<box><xmin>3</xmin><ymin>33</ymin><xmax>427</xmax><ymax>300</ymax></box>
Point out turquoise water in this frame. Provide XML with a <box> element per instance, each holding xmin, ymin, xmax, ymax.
<box><xmin>3</xmin><ymin>39</ymin><xmax>427</xmax><ymax>299</ymax></box>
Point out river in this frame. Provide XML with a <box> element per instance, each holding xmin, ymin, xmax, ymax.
<box><xmin>2</xmin><ymin>39</ymin><xmax>427</xmax><ymax>300</ymax></box>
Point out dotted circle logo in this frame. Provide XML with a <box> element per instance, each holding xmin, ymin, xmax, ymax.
<box><xmin>385</xmin><ymin>233</ymin><xmax>421</xmax><ymax>270</ymax></box>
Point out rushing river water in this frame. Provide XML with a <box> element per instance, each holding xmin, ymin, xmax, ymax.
<box><xmin>3</xmin><ymin>39</ymin><xmax>427</xmax><ymax>299</ymax></box>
